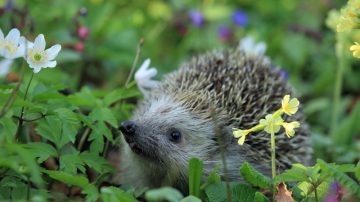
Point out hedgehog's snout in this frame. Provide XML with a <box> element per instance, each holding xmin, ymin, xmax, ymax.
<box><xmin>119</xmin><ymin>120</ymin><xmax>137</xmax><ymax>136</ymax></box>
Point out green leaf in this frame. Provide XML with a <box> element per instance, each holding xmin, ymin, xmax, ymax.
<box><xmin>55</xmin><ymin>108</ymin><xmax>81</xmax><ymax>144</ymax></box>
<box><xmin>0</xmin><ymin>115</ymin><xmax>17</xmax><ymax>143</ymax></box>
<box><xmin>317</xmin><ymin>159</ymin><xmax>360</xmax><ymax>198</ymax></box>
<box><xmin>189</xmin><ymin>158</ymin><xmax>203</xmax><ymax>197</ymax></box>
<box><xmin>145</xmin><ymin>187</ymin><xmax>183</xmax><ymax>202</ymax></box>
<box><xmin>100</xmin><ymin>186</ymin><xmax>136</xmax><ymax>202</ymax></box>
<box><xmin>23</xmin><ymin>142</ymin><xmax>58</xmax><ymax>163</ymax></box>
<box><xmin>59</xmin><ymin>153</ymin><xmax>86</xmax><ymax>174</ymax></box>
<box><xmin>205</xmin><ymin>182</ymin><xmax>256</xmax><ymax>202</ymax></box>
<box><xmin>254</xmin><ymin>192</ymin><xmax>270</xmax><ymax>202</ymax></box>
<box><xmin>356</xmin><ymin>161</ymin><xmax>360</xmax><ymax>181</ymax></box>
<box><xmin>201</xmin><ymin>164</ymin><xmax>221</xmax><ymax>189</ymax></box>
<box><xmin>240</xmin><ymin>162</ymin><xmax>272</xmax><ymax>189</ymax></box>
<box><xmin>43</xmin><ymin>170</ymin><xmax>99</xmax><ymax>201</ymax></box>
<box><xmin>103</xmin><ymin>88</ymin><xmax>140</xmax><ymax>107</ymax></box>
<box><xmin>89</xmin><ymin>107</ymin><xmax>118</xmax><ymax>128</ymax></box>
<box><xmin>274</xmin><ymin>164</ymin><xmax>309</xmax><ymax>183</ymax></box>
<box><xmin>180</xmin><ymin>195</ymin><xmax>202</xmax><ymax>202</ymax></box>
<box><xmin>80</xmin><ymin>152</ymin><xmax>114</xmax><ymax>174</ymax></box>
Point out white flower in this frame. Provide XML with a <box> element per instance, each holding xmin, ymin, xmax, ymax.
<box><xmin>0</xmin><ymin>28</ymin><xmax>27</xmax><ymax>59</ymax></box>
<box><xmin>0</xmin><ymin>59</ymin><xmax>13</xmax><ymax>77</ymax></box>
<box><xmin>239</xmin><ymin>36</ymin><xmax>267</xmax><ymax>56</ymax></box>
<box><xmin>25</xmin><ymin>34</ymin><xmax>61</xmax><ymax>73</ymax></box>
<box><xmin>134</xmin><ymin>58</ymin><xmax>160</xmax><ymax>96</ymax></box>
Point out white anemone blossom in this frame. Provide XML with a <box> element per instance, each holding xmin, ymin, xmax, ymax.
<box><xmin>25</xmin><ymin>34</ymin><xmax>61</xmax><ymax>73</ymax></box>
<box><xmin>239</xmin><ymin>36</ymin><xmax>267</xmax><ymax>56</ymax></box>
<box><xmin>0</xmin><ymin>28</ymin><xmax>27</xmax><ymax>59</ymax></box>
<box><xmin>134</xmin><ymin>58</ymin><xmax>160</xmax><ymax>96</ymax></box>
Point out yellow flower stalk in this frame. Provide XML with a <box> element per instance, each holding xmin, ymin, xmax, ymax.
<box><xmin>350</xmin><ymin>42</ymin><xmax>360</xmax><ymax>58</ymax></box>
<box><xmin>232</xmin><ymin>94</ymin><xmax>301</xmax><ymax>180</ymax></box>
<box><xmin>281</xmin><ymin>95</ymin><xmax>300</xmax><ymax>116</ymax></box>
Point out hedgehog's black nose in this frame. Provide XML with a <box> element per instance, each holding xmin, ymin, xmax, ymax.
<box><xmin>119</xmin><ymin>121</ymin><xmax>137</xmax><ymax>136</ymax></box>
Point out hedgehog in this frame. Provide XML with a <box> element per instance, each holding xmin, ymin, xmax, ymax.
<box><xmin>118</xmin><ymin>46</ymin><xmax>312</xmax><ymax>193</ymax></box>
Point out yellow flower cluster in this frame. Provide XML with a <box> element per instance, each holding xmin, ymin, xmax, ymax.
<box><xmin>329</xmin><ymin>0</ymin><xmax>360</xmax><ymax>59</ymax></box>
<box><xmin>233</xmin><ymin>95</ymin><xmax>301</xmax><ymax>145</ymax></box>
<box><xmin>337</xmin><ymin>0</ymin><xmax>360</xmax><ymax>32</ymax></box>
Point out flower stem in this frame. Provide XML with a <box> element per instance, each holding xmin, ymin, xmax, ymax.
<box><xmin>125</xmin><ymin>38</ymin><xmax>144</xmax><ymax>87</ymax></box>
<box><xmin>15</xmin><ymin>72</ymin><xmax>34</xmax><ymax>141</ymax></box>
<box><xmin>270</xmin><ymin>130</ymin><xmax>276</xmax><ymax>198</ymax></box>
<box><xmin>331</xmin><ymin>33</ymin><xmax>346</xmax><ymax>135</ymax></box>
<box><xmin>270</xmin><ymin>130</ymin><xmax>276</xmax><ymax>179</ymax></box>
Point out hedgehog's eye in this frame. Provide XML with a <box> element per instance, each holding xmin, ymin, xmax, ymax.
<box><xmin>168</xmin><ymin>129</ymin><xmax>182</xmax><ymax>143</ymax></box>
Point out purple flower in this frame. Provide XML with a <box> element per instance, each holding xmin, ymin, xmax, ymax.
<box><xmin>232</xmin><ymin>10</ymin><xmax>248</xmax><ymax>27</ymax></box>
<box><xmin>324</xmin><ymin>182</ymin><xmax>343</xmax><ymax>202</ymax></box>
<box><xmin>217</xmin><ymin>26</ymin><xmax>232</xmax><ymax>42</ymax></box>
<box><xmin>189</xmin><ymin>10</ymin><xmax>204</xmax><ymax>27</ymax></box>
<box><xmin>279</xmin><ymin>69</ymin><xmax>289</xmax><ymax>80</ymax></box>
<box><xmin>4</xmin><ymin>0</ymin><xmax>13</xmax><ymax>12</ymax></box>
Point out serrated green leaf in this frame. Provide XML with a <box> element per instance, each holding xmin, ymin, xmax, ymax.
<box><xmin>59</xmin><ymin>153</ymin><xmax>85</xmax><ymax>174</ymax></box>
<box><xmin>100</xmin><ymin>186</ymin><xmax>136</xmax><ymax>202</ymax></box>
<box><xmin>80</xmin><ymin>152</ymin><xmax>114</xmax><ymax>174</ymax></box>
<box><xmin>90</xmin><ymin>108</ymin><xmax>118</xmax><ymax>128</ymax></box>
<box><xmin>189</xmin><ymin>158</ymin><xmax>203</xmax><ymax>197</ymax></box>
<box><xmin>0</xmin><ymin>115</ymin><xmax>17</xmax><ymax>143</ymax></box>
<box><xmin>317</xmin><ymin>159</ymin><xmax>360</xmax><ymax>198</ymax></box>
<box><xmin>43</xmin><ymin>170</ymin><xmax>99</xmax><ymax>201</ymax></box>
<box><xmin>240</xmin><ymin>162</ymin><xmax>272</xmax><ymax>189</ymax></box>
<box><xmin>145</xmin><ymin>187</ymin><xmax>183</xmax><ymax>202</ymax></box>
<box><xmin>180</xmin><ymin>195</ymin><xmax>202</xmax><ymax>202</ymax></box>
<box><xmin>23</xmin><ymin>142</ymin><xmax>58</xmax><ymax>163</ymax></box>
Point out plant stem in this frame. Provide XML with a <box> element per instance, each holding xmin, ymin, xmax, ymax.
<box><xmin>314</xmin><ymin>184</ymin><xmax>319</xmax><ymax>202</ymax></box>
<box><xmin>270</xmin><ymin>130</ymin><xmax>276</xmax><ymax>199</ymax></box>
<box><xmin>0</xmin><ymin>60</ymin><xmax>27</xmax><ymax>119</ymax></box>
<box><xmin>15</xmin><ymin>72</ymin><xmax>34</xmax><ymax>140</ymax></box>
<box><xmin>271</xmin><ymin>131</ymin><xmax>276</xmax><ymax>179</ymax></box>
<box><xmin>330</xmin><ymin>33</ymin><xmax>346</xmax><ymax>135</ymax></box>
<box><xmin>125</xmin><ymin>38</ymin><xmax>144</xmax><ymax>87</ymax></box>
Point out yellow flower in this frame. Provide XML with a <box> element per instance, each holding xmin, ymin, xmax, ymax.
<box><xmin>281</xmin><ymin>95</ymin><xmax>300</xmax><ymax>116</ymax></box>
<box><xmin>259</xmin><ymin>114</ymin><xmax>283</xmax><ymax>134</ymax></box>
<box><xmin>350</xmin><ymin>42</ymin><xmax>360</xmax><ymax>58</ymax></box>
<box><xmin>281</xmin><ymin>121</ymin><xmax>300</xmax><ymax>138</ymax></box>
<box><xmin>233</xmin><ymin>129</ymin><xmax>251</xmax><ymax>145</ymax></box>
<box><xmin>337</xmin><ymin>16</ymin><xmax>358</xmax><ymax>32</ymax></box>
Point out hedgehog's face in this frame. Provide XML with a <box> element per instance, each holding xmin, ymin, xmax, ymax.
<box><xmin>119</xmin><ymin>95</ymin><xmax>218</xmax><ymax>166</ymax></box>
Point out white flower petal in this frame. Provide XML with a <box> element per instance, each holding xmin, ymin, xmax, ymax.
<box><xmin>254</xmin><ymin>42</ymin><xmax>266</xmax><ymax>55</ymax></box>
<box><xmin>0</xmin><ymin>59</ymin><xmax>13</xmax><ymax>76</ymax></box>
<box><xmin>138</xmin><ymin>80</ymin><xmax>160</xmax><ymax>89</ymax></box>
<box><xmin>139</xmin><ymin>58</ymin><xmax>151</xmax><ymax>72</ymax></box>
<box><xmin>5</xmin><ymin>28</ymin><xmax>20</xmax><ymax>43</ymax></box>
<box><xmin>34</xmin><ymin>34</ymin><xmax>46</xmax><ymax>51</ymax></box>
<box><xmin>45</xmin><ymin>44</ymin><xmax>61</xmax><ymax>60</ymax></box>
<box><xmin>33</xmin><ymin>67</ymin><xmax>41</xmax><ymax>73</ymax></box>
<box><xmin>45</xmin><ymin>61</ymin><xmax>57</xmax><ymax>68</ymax></box>
<box><xmin>239</xmin><ymin>36</ymin><xmax>254</xmax><ymax>52</ymax></box>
